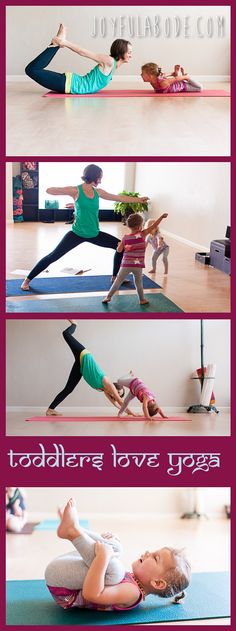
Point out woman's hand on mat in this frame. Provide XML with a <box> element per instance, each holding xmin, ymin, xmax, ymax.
<box><xmin>95</xmin><ymin>541</ymin><xmax>114</xmax><ymax>561</ymax></box>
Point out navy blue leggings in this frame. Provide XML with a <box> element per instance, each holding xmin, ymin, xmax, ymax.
<box><xmin>49</xmin><ymin>324</ymin><xmax>85</xmax><ymax>409</ymax></box>
<box><xmin>25</xmin><ymin>46</ymin><xmax>66</xmax><ymax>92</ymax></box>
<box><xmin>28</xmin><ymin>230</ymin><xmax>123</xmax><ymax>280</ymax></box>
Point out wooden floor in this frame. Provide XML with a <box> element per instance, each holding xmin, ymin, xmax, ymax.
<box><xmin>6</xmin><ymin>408</ymin><xmax>230</xmax><ymax>437</ymax></box>
<box><xmin>6</xmin><ymin>221</ymin><xmax>230</xmax><ymax>313</ymax></box>
<box><xmin>6</xmin><ymin>81</ymin><xmax>230</xmax><ymax>157</ymax></box>
<box><xmin>6</xmin><ymin>511</ymin><xmax>230</xmax><ymax>625</ymax></box>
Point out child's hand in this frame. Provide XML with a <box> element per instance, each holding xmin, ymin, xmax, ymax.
<box><xmin>124</xmin><ymin>245</ymin><xmax>132</xmax><ymax>252</ymax></box>
<box><xmin>95</xmin><ymin>541</ymin><xmax>114</xmax><ymax>561</ymax></box>
<box><xmin>162</xmin><ymin>213</ymin><xmax>168</xmax><ymax>218</ymax></box>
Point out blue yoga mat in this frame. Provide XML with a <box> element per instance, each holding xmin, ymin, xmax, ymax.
<box><xmin>6</xmin><ymin>274</ymin><xmax>161</xmax><ymax>297</ymax></box>
<box><xmin>6</xmin><ymin>293</ymin><xmax>183</xmax><ymax>313</ymax></box>
<box><xmin>35</xmin><ymin>519</ymin><xmax>89</xmax><ymax>531</ymax></box>
<box><xmin>6</xmin><ymin>572</ymin><xmax>230</xmax><ymax>625</ymax></box>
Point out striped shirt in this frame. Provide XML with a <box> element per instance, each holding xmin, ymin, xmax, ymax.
<box><xmin>121</xmin><ymin>232</ymin><xmax>146</xmax><ymax>268</ymax></box>
<box><xmin>155</xmin><ymin>76</ymin><xmax>187</xmax><ymax>94</ymax></box>
<box><xmin>130</xmin><ymin>377</ymin><xmax>155</xmax><ymax>403</ymax></box>
<box><xmin>119</xmin><ymin>377</ymin><xmax>155</xmax><ymax>415</ymax></box>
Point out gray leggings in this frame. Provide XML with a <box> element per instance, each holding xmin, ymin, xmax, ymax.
<box><xmin>185</xmin><ymin>77</ymin><xmax>203</xmax><ymax>92</ymax></box>
<box><xmin>45</xmin><ymin>529</ymin><xmax>125</xmax><ymax>589</ymax></box>
<box><xmin>152</xmin><ymin>246</ymin><xmax>169</xmax><ymax>273</ymax></box>
<box><xmin>107</xmin><ymin>266</ymin><xmax>144</xmax><ymax>302</ymax></box>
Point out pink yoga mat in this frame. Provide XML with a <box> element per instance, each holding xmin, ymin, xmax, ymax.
<box><xmin>43</xmin><ymin>89</ymin><xmax>230</xmax><ymax>99</ymax></box>
<box><xmin>26</xmin><ymin>416</ymin><xmax>190</xmax><ymax>422</ymax></box>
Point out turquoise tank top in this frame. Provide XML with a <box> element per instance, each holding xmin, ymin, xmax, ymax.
<box><xmin>80</xmin><ymin>350</ymin><xmax>106</xmax><ymax>390</ymax></box>
<box><xmin>72</xmin><ymin>184</ymin><xmax>99</xmax><ymax>238</ymax></box>
<box><xmin>66</xmin><ymin>60</ymin><xmax>116</xmax><ymax>95</ymax></box>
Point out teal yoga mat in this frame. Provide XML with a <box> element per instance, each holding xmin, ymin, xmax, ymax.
<box><xmin>6</xmin><ymin>293</ymin><xmax>183</xmax><ymax>313</ymax></box>
<box><xmin>6</xmin><ymin>274</ymin><xmax>160</xmax><ymax>297</ymax></box>
<box><xmin>6</xmin><ymin>572</ymin><xmax>230</xmax><ymax>625</ymax></box>
<box><xmin>35</xmin><ymin>519</ymin><xmax>89</xmax><ymax>531</ymax></box>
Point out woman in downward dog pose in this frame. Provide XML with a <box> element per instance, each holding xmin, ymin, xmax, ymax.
<box><xmin>21</xmin><ymin>164</ymin><xmax>149</xmax><ymax>291</ymax></box>
<box><xmin>45</xmin><ymin>498</ymin><xmax>191</xmax><ymax>611</ymax></box>
<box><xmin>46</xmin><ymin>321</ymin><xmax>132</xmax><ymax>417</ymax></box>
<box><xmin>25</xmin><ymin>23</ymin><xmax>132</xmax><ymax>94</ymax></box>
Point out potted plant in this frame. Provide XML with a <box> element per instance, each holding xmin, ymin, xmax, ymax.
<box><xmin>113</xmin><ymin>191</ymin><xmax>149</xmax><ymax>224</ymax></box>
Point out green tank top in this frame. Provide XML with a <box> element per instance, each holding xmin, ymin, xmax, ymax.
<box><xmin>80</xmin><ymin>349</ymin><xmax>106</xmax><ymax>390</ymax></box>
<box><xmin>65</xmin><ymin>60</ymin><xmax>116</xmax><ymax>94</ymax></box>
<box><xmin>72</xmin><ymin>184</ymin><xmax>99</xmax><ymax>238</ymax></box>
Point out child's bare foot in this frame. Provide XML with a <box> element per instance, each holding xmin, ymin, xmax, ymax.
<box><xmin>68</xmin><ymin>319</ymin><xmax>77</xmax><ymax>325</ymax></box>
<box><xmin>148</xmin><ymin>268</ymin><xmax>155</xmax><ymax>273</ymax></box>
<box><xmin>21</xmin><ymin>278</ymin><xmax>30</xmax><ymax>291</ymax></box>
<box><xmin>102</xmin><ymin>297</ymin><xmax>111</xmax><ymax>304</ymax></box>
<box><xmin>140</xmin><ymin>299</ymin><xmax>149</xmax><ymax>305</ymax></box>
<box><xmin>57</xmin><ymin>498</ymin><xmax>80</xmax><ymax>540</ymax></box>
<box><xmin>50</xmin><ymin>24</ymin><xmax>67</xmax><ymax>46</ymax></box>
<box><xmin>46</xmin><ymin>408</ymin><xmax>63</xmax><ymax>417</ymax></box>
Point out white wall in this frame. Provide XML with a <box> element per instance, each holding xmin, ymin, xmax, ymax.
<box><xmin>6</xmin><ymin>6</ymin><xmax>230</xmax><ymax>76</ymax></box>
<box><xmin>134</xmin><ymin>162</ymin><xmax>230</xmax><ymax>249</ymax></box>
<box><xmin>15</xmin><ymin>487</ymin><xmax>230</xmax><ymax>518</ymax></box>
<box><xmin>6</xmin><ymin>319</ymin><xmax>230</xmax><ymax>407</ymax></box>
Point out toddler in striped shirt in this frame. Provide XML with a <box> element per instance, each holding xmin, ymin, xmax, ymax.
<box><xmin>117</xmin><ymin>370</ymin><xmax>167</xmax><ymax>420</ymax></box>
<box><xmin>102</xmin><ymin>212</ymin><xmax>168</xmax><ymax>306</ymax></box>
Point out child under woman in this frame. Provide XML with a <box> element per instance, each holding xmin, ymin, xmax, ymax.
<box><xmin>45</xmin><ymin>498</ymin><xmax>191</xmax><ymax>611</ymax></box>
<box><xmin>117</xmin><ymin>370</ymin><xmax>167</xmax><ymax>420</ymax></box>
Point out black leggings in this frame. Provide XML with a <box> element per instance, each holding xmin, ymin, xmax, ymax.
<box><xmin>25</xmin><ymin>46</ymin><xmax>66</xmax><ymax>93</ymax></box>
<box><xmin>28</xmin><ymin>230</ymin><xmax>123</xmax><ymax>280</ymax></box>
<box><xmin>49</xmin><ymin>324</ymin><xmax>85</xmax><ymax>409</ymax></box>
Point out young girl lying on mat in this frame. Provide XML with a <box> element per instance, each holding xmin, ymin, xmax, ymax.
<box><xmin>141</xmin><ymin>63</ymin><xmax>203</xmax><ymax>94</ymax></box>
<box><xmin>102</xmin><ymin>212</ymin><xmax>168</xmax><ymax>306</ymax></box>
<box><xmin>117</xmin><ymin>371</ymin><xmax>167</xmax><ymax>420</ymax></box>
<box><xmin>25</xmin><ymin>23</ymin><xmax>132</xmax><ymax>94</ymax></box>
<box><xmin>6</xmin><ymin>488</ymin><xmax>27</xmax><ymax>533</ymax></box>
<box><xmin>21</xmin><ymin>164</ymin><xmax>149</xmax><ymax>291</ymax></box>
<box><xmin>145</xmin><ymin>219</ymin><xmax>169</xmax><ymax>275</ymax></box>
<box><xmin>46</xmin><ymin>321</ymin><xmax>133</xmax><ymax>417</ymax></box>
<box><xmin>45</xmin><ymin>498</ymin><xmax>191</xmax><ymax>611</ymax></box>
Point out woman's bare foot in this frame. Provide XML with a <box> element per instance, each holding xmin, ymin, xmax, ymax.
<box><xmin>50</xmin><ymin>24</ymin><xmax>67</xmax><ymax>47</ymax></box>
<box><xmin>140</xmin><ymin>299</ymin><xmax>149</xmax><ymax>305</ymax></box>
<box><xmin>102</xmin><ymin>297</ymin><xmax>111</xmax><ymax>304</ymax></box>
<box><xmin>57</xmin><ymin>498</ymin><xmax>80</xmax><ymax>540</ymax></box>
<box><xmin>21</xmin><ymin>278</ymin><xmax>30</xmax><ymax>291</ymax></box>
<box><xmin>46</xmin><ymin>408</ymin><xmax>63</xmax><ymax>417</ymax></box>
<box><xmin>68</xmin><ymin>319</ymin><xmax>77</xmax><ymax>325</ymax></box>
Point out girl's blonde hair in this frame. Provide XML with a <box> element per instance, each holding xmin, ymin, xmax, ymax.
<box><xmin>141</xmin><ymin>63</ymin><xmax>162</xmax><ymax>77</ymax></box>
<box><xmin>152</xmin><ymin>549</ymin><xmax>191</xmax><ymax>599</ymax></box>
<box><xmin>145</xmin><ymin>219</ymin><xmax>160</xmax><ymax>235</ymax></box>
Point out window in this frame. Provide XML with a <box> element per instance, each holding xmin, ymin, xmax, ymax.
<box><xmin>39</xmin><ymin>162</ymin><xmax>126</xmax><ymax>209</ymax></box>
